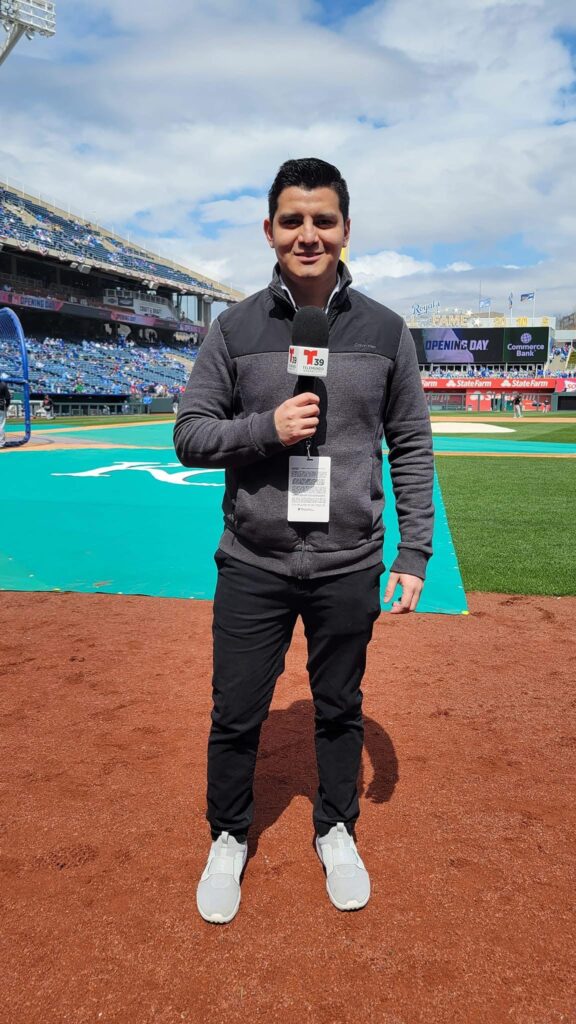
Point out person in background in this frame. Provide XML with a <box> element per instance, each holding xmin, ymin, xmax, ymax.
<box><xmin>41</xmin><ymin>394</ymin><xmax>55</xmax><ymax>419</ymax></box>
<box><xmin>0</xmin><ymin>378</ymin><xmax>11</xmax><ymax>447</ymax></box>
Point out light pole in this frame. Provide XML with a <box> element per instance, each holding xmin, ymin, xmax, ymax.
<box><xmin>0</xmin><ymin>1</ymin><xmax>56</xmax><ymax>67</ymax></box>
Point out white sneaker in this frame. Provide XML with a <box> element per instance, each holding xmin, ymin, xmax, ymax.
<box><xmin>316</xmin><ymin>822</ymin><xmax>370</xmax><ymax>911</ymax></box>
<box><xmin>196</xmin><ymin>832</ymin><xmax>248</xmax><ymax>924</ymax></box>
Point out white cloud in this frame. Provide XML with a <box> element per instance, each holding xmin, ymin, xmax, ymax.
<box><xmin>350</xmin><ymin>251</ymin><xmax>435</xmax><ymax>285</ymax></box>
<box><xmin>199</xmin><ymin>197</ymin><xmax>265</xmax><ymax>227</ymax></box>
<box><xmin>1</xmin><ymin>0</ymin><xmax>576</xmax><ymax>316</ymax></box>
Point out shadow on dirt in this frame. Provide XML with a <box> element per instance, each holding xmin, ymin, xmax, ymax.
<box><xmin>250</xmin><ymin>698</ymin><xmax>398</xmax><ymax>853</ymax></box>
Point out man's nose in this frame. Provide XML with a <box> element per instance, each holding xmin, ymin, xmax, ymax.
<box><xmin>298</xmin><ymin>218</ymin><xmax>318</xmax><ymax>245</ymax></box>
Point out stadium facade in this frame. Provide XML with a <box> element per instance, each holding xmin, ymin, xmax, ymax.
<box><xmin>0</xmin><ymin>181</ymin><xmax>245</xmax><ymax>413</ymax></box>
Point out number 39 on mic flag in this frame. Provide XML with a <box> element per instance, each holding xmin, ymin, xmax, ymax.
<box><xmin>287</xmin><ymin>345</ymin><xmax>329</xmax><ymax>377</ymax></box>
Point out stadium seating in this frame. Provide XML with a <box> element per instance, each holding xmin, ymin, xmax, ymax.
<box><xmin>421</xmin><ymin>366</ymin><xmax>576</xmax><ymax>380</ymax></box>
<box><xmin>0</xmin><ymin>185</ymin><xmax>220</xmax><ymax>295</ymax></box>
<box><xmin>0</xmin><ymin>335</ymin><xmax>197</xmax><ymax>395</ymax></box>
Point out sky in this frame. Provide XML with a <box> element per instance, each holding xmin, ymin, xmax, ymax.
<box><xmin>1</xmin><ymin>0</ymin><xmax>576</xmax><ymax>319</ymax></box>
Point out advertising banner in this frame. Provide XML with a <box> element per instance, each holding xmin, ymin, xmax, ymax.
<box><xmin>412</xmin><ymin>327</ymin><xmax>549</xmax><ymax>365</ymax></box>
<box><xmin>412</xmin><ymin>328</ymin><xmax>503</xmax><ymax>364</ymax></box>
<box><xmin>109</xmin><ymin>310</ymin><xmax>156</xmax><ymax>326</ymax></box>
<box><xmin>0</xmin><ymin>289</ymin><xmax>62</xmax><ymax>312</ymax></box>
<box><xmin>421</xmin><ymin>378</ymin><xmax>557</xmax><ymax>391</ymax></box>
<box><xmin>501</xmin><ymin>327</ymin><xmax>548</xmax><ymax>364</ymax></box>
<box><xmin>133</xmin><ymin>299</ymin><xmax>175</xmax><ymax>321</ymax></box>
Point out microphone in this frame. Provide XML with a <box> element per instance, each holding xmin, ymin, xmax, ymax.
<box><xmin>287</xmin><ymin>306</ymin><xmax>329</xmax><ymax>389</ymax></box>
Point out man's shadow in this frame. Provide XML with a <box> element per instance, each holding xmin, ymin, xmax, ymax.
<box><xmin>250</xmin><ymin>699</ymin><xmax>398</xmax><ymax>854</ymax></box>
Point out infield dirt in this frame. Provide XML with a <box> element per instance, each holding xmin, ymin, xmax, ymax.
<box><xmin>1</xmin><ymin>591</ymin><xmax>575</xmax><ymax>1024</ymax></box>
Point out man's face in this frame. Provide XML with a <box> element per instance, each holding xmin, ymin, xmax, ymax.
<box><xmin>264</xmin><ymin>186</ymin><xmax>350</xmax><ymax>295</ymax></box>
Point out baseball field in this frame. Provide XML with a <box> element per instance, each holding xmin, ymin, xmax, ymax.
<box><xmin>1</xmin><ymin>413</ymin><xmax>575</xmax><ymax>1024</ymax></box>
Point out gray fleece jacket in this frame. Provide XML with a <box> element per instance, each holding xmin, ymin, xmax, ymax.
<box><xmin>174</xmin><ymin>263</ymin><xmax>434</xmax><ymax>580</ymax></box>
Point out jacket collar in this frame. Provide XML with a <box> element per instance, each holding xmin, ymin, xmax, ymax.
<box><xmin>268</xmin><ymin>260</ymin><xmax>352</xmax><ymax>314</ymax></box>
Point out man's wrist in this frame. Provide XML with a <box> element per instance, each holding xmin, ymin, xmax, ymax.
<box><xmin>250</xmin><ymin>409</ymin><xmax>287</xmax><ymax>457</ymax></box>
<box><xmin>390</xmin><ymin>550</ymin><xmax>428</xmax><ymax>581</ymax></box>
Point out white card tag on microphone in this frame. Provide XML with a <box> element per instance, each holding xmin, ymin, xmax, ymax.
<box><xmin>287</xmin><ymin>345</ymin><xmax>329</xmax><ymax>378</ymax></box>
<box><xmin>287</xmin><ymin>456</ymin><xmax>331</xmax><ymax>522</ymax></box>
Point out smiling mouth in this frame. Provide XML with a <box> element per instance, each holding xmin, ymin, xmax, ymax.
<box><xmin>294</xmin><ymin>252</ymin><xmax>323</xmax><ymax>260</ymax></box>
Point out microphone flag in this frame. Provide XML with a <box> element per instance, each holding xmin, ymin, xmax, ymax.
<box><xmin>288</xmin><ymin>306</ymin><xmax>330</xmax><ymax>378</ymax></box>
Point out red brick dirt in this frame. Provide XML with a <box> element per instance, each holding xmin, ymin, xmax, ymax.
<box><xmin>1</xmin><ymin>591</ymin><xmax>575</xmax><ymax>1024</ymax></box>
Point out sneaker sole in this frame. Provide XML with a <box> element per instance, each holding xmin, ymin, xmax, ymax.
<box><xmin>324</xmin><ymin>889</ymin><xmax>369</xmax><ymax>912</ymax></box>
<box><xmin>315</xmin><ymin>840</ymin><xmax>370</xmax><ymax>912</ymax></box>
<box><xmin>196</xmin><ymin>890</ymin><xmax>241</xmax><ymax>925</ymax></box>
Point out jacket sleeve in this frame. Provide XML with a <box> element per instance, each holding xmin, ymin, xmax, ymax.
<box><xmin>173</xmin><ymin>317</ymin><xmax>286</xmax><ymax>469</ymax></box>
<box><xmin>383</xmin><ymin>322</ymin><xmax>434</xmax><ymax>580</ymax></box>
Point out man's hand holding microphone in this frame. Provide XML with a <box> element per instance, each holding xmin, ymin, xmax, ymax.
<box><xmin>274</xmin><ymin>392</ymin><xmax>320</xmax><ymax>446</ymax></box>
<box><xmin>274</xmin><ymin>305</ymin><xmax>327</xmax><ymax>446</ymax></box>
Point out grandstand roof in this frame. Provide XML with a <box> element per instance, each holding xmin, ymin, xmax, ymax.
<box><xmin>0</xmin><ymin>182</ymin><xmax>243</xmax><ymax>304</ymax></box>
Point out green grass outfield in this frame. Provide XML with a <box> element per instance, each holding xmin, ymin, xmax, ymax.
<box><xmin>434</xmin><ymin>457</ymin><xmax>575</xmax><ymax>595</ymax></box>
<box><xmin>432</xmin><ymin>415</ymin><xmax>576</xmax><ymax>595</ymax></box>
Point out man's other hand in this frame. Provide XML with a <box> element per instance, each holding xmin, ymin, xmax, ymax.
<box><xmin>274</xmin><ymin>392</ymin><xmax>320</xmax><ymax>446</ymax></box>
<box><xmin>383</xmin><ymin>572</ymin><xmax>423</xmax><ymax>613</ymax></box>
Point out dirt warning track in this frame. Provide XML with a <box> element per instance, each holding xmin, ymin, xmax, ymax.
<box><xmin>1</xmin><ymin>590</ymin><xmax>575</xmax><ymax>1024</ymax></box>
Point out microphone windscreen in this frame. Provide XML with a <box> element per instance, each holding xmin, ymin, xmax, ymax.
<box><xmin>292</xmin><ymin>306</ymin><xmax>329</xmax><ymax>348</ymax></box>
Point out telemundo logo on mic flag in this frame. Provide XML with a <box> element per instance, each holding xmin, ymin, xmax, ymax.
<box><xmin>287</xmin><ymin>345</ymin><xmax>329</xmax><ymax>377</ymax></box>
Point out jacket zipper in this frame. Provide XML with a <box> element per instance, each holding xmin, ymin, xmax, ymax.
<box><xmin>269</xmin><ymin>279</ymin><xmax>346</xmax><ymax>581</ymax></box>
<box><xmin>296</xmin><ymin>532</ymin><xmax>307</xmax><ymax>580</ymax></box>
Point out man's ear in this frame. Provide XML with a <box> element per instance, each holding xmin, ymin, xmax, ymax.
<box><xmin>263</xmin><ymin>218</ymin><xmax>274</xmax><ymax>248</ymax></box>
<box><xmin>343</xmin><ymin>218</ymin><xmax>351</xmax><ymax>248</ymax></box>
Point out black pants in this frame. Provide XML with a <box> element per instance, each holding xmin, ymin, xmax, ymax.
<box><xmin>207</xmin><ymin>552</ymin><xmax>382</xmax><ymax>839</ymax></box>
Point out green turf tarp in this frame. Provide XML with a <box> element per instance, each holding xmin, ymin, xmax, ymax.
<box><xmin>0</xmin><ymin>426</ymin><xmax>466</xmax><ymax>614</ymax></box>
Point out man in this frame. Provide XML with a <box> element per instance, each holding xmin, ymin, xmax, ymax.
<box><xmin>174</xmin><ymin>158</ymin><xmax>434</xmax><ymax>924</ymax></box>
<box><xmin>41</xmin><ymin>394</ymin><xmax>54</xmax><ymax>419</ymax></box>
<box><xmin>0</xmin><ymin>377</ymin><xmax>11</xmax><ymax>448</ymax></box>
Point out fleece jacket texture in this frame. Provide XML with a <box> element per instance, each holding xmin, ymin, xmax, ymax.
<box><xmin>174</xmin><ymin>263</ymin><xmax>434</xmax><ymax>580</ymax></box>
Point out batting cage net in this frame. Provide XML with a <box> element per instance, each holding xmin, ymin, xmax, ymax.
<box><xmin>0</xmin><ymin>306</ymin><xmax>31</xmax><ymax>447</ymax></box>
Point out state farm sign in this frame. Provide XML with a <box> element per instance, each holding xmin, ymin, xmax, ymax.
<box><xmin>421</xmin><ymin>378</ymin><xmax>558</xmax><ymax>391</ymax></box>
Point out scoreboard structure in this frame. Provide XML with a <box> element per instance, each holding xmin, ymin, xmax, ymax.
<box><xmin>412</xmin><ymin>326</ymin><xmax>549</xmax><ymax>367</ymax></box>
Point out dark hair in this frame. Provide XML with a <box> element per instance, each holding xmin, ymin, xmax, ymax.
<box><xmin>268</xmin><ymin>158</ymin><xmax>349</xmax><ymax>223</ymax></box>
